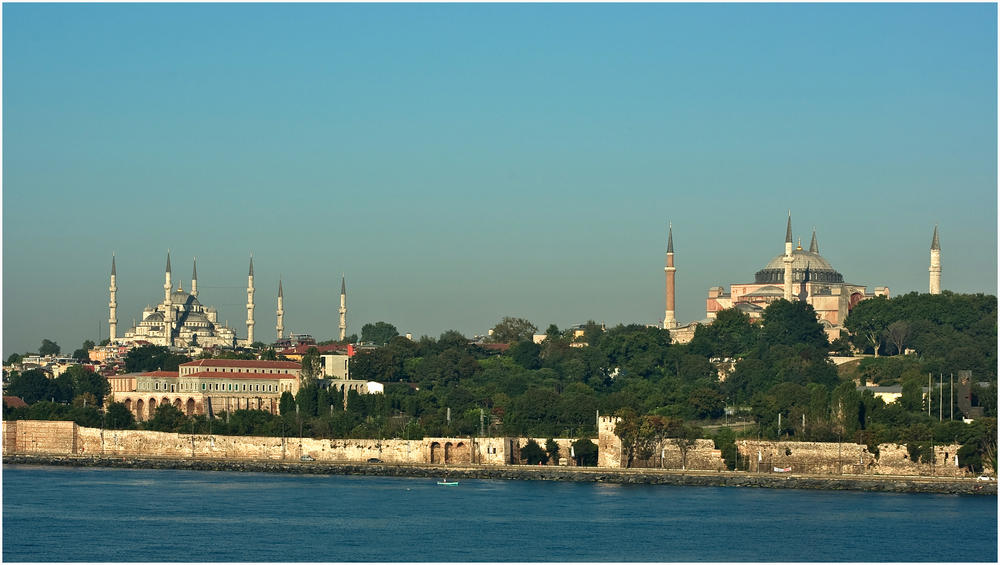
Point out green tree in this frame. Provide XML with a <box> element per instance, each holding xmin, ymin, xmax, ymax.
<box><xmin>520</xmin><ymin>439</ymin><xmax>548</xmax><ymax>465</ymax></box>
<box><xmin>713</xmin><ymin>427</ymin><xmax>737</xmax><ymax>470</ymax></box>
<box><xmin>545</xmin><ymin>438</ymin><xmax>561</xmax><ymax>463</ymax></box>
<box><xmin>844</xmin><ymin>295</ymin><xmax>893</xmax><ymax>357</ymax></box>
<box><xmin>488</xmin><ymin>317</ymin><xmax>538</xmax><ymax>345</ymax></box>
<box><xmin>7</xmin><ymin>369</ymin><xmax>52</xmax><ymax>405</ymax></box>
<box><xmin>64</xmin><ymin>365</ymin><xmax>111</xmax><ymax>407</ymax></box>
<box><xmin>6</xmin><ymin>353</ymin><xmax>23</xmax><ymax>365</ymax></box>
<box><xmin>124</xmin><ymin>344</ymin><xmax>189</xmax><ymax>373</ymax></box>
<box><xmin>146</xmin><ymin>403</ymin><xmax>188</xmax><ymax>432</ymax></box>
<box><xmin>361</xmin><ymin>322</ymin><xmax>399</xmax><ymax>345</ymax></box>
<box><xmin>279</xmin><ymin>391</ymin><xmax>296</xmax><ymax>417</ymax></box>
<box><xmin>104</xmin><ymin>401</ymin><xmax>136</xmax><ymax>430</ymax></box>
<box><xmin>759</xmin><ymin>300</ymin><xmax>828</xmax><ymax>351</ymax></box>
<box><xmin>571</xmin><ymin>438</ymin><xmax>598</xmax><ymax>466</ymax></box>
<box><xmin>39</xmin><ymin>339</ymin><xmax>60</xmax><ymax>356</ymax></box>
<box><xmin>72</xmin><ymin>340</ymin><xmax>96</xmax><ymax>360</ymax></box>
<box><xmin>300</xmin><ymin>346</ymin><xmax>322</xmax><ymax>385</ymax></box>
<box><xmin>670</xmin><ymin>423</ymin><xmax>703</xmax><ymax>470</ymax></box>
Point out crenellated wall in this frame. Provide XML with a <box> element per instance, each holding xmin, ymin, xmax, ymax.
<box><xmin>3</xmin><ymin>420</ymin><xmax>977</xmax><ymax>477</ymax></box>
<box><xmin>736</xmin><ymin>439</ymin><xmax>971</xmax><ymax>477</ymax></box>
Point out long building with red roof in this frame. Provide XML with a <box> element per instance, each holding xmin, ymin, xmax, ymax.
<box><xmin>111</xmin><ymin>359</ymin><xmax>302</xmax><ymax>421</ymax></box>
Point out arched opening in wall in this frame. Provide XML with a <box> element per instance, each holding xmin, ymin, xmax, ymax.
<box><xmin>430</xmin><ymin>442</ymin><xmax>441</xmax><ymax>464</ymax></box>
<box><xmin>148</xmin><ymin>398</ymin><xmax>157</xmax><ymax>420</ymax></box>
<box><xmin>186</xmin><ymin>398</ymin><xmax>196</xmax><ymax>416</ymax></box>
<box><xmin>848</xmin><ymin>292</ymin><xmax>864</xmax><ymax>312</ymax></box>
<box><xmin>135</xmin><ymin>399</ymin><xmax>144</xmax><ymax>421</ymax></box>
<box><xmin>173</xmin><ymin>398</ymin><xmax>182</xmax><ymax>411</ymax></box>
<box><xmin>124</xmin><ymin>399</ymin><xmax>132</xmax><ymax>412</ymax></box>
<box><xmin>444</xmin><ymin>442</ymin><xmax>453</xmax><ymax>464</ymax></box>
<box><xmin>453</xmin><ymin>441</ymin><xmax>469</xmax><ymax>463</ymax></box>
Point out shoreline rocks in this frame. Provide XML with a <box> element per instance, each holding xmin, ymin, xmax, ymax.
<box><xmin>4</xmin><ymin>454</ymin><xmax>995</xmax><ymax>495</ymax></box>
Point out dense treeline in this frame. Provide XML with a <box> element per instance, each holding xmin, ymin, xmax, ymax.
<box><xmin>3</xmin><ymin>292</ymin><xmax>995</xmax><ymax>472</ymax></box>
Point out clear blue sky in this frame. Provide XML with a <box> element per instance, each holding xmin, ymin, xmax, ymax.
<box><xmin>3</xmin><ymin>3</ymin><xmax>996</xmax><ymax>357</ymax></box>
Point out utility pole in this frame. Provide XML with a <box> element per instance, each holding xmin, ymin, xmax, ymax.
<box><xmin>928</xmin><ymin>373</ymin><xmax>932</xmax><ymax>416</ymax></box>
<box><xmin>950</xmin><ymin>373</ymin><xmax>953</xmax><ymax>421</ymax></box>
<box><xmin>939</xmin><ymin>373</ymin><xmax>943</xmax><ymax>422</ymax></box>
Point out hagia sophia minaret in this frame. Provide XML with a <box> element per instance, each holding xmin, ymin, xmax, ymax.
<box><xmin>276</xmin><ymin>278</ymin><xmax>285</xmax><ymax>340</ymax></box>
<box><xmin>191</xmin><ymin>258</ymin><xmax>198</xmax><ymax>298</ymax></box>
<box><xmin>164</xmin><ymin>252</ymin><xmax>174</xmax><ymax>344</ymax></box>
<box><xmin>782</xmin><ymin>213</ymin><xmax>794</xmax><ymax>301</ymax></box>
<box><xmin>663</xmin><ymin>225</ymin><xmax>677</xmax><ymax>329</ymax></box>
<box><xmin>339</xmin><ymin>274</ymin><xmax>348</xmax><ymax>341</ymax></box>
<box><xmin>109</xmin><ymin>254</ymin><xmax>118</xmax><ymax>341</ymax></box>
<box><xmin>929</xmin><ymin>224</ymin><xmax>941</xmax><ymax>295</ymax></box>
<box><xmin>246</xmin><ymin>255</ymin><xmax>256</xmax><ymax>344</ymax></box>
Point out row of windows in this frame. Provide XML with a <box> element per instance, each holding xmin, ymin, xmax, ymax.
<box><xmin>141</xmin><ymin>382</ymin><xmax>281</xmax><ymax>393</ymax></box>
<box><xmin>181</xmin><ymin>367</ymin><xmax>293</xmax><ymax>375</ymax></box>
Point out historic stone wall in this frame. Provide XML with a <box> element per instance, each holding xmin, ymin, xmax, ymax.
<box><xmin>5</xmin><ymin>421</ymin><xmax>514</xmax><ymax>465</ymax></box>
<box><xmin>736</xmin><ymin>439</ymin><xmax>970</xmax><ymax>477</ymax></box>
<box><xmin>3</xmin><ymin>421</ymin><xmax>78</xmax><ymax>455</ymax></box>
<box><xmin>595</xmin><ymin>416</ymin><xmax>726</xmax><ymax>470</ymax></box>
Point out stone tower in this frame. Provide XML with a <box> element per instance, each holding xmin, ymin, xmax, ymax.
<box><xmin>929</xmin><ymin>225</ymin><xmax>941</xmax><ymax>295</ymax></box>
<box><xmin>246</xmin><ymin>255</ymin><xmax>255</xmax><ymax>345</ymax></box>
<box><xmin>109</xmin><ymin>254</ymin><xmax>118</xmax><ymax>342</ymax></box>
<box><xmin>339</xmin><ymin>274</ymin><xmax>347</xmax><ymax>341</ymax></box>
<box><xmin>782</xmin><ymin>213</ymin><xmax>794</xmax><ymax>301</ymax></box>
<box><xmin>191</xmin><ymin>258</ymin><xmax>198</xmax><ymax>298</ymax></box>
<box><xmin>663</xmin><ymin>224</ymin><xmax>677</xmax><ymax>329</ymax></box>
<box><xmin>276</xmin><ymin>278</ymin><xmax>284</xmax><ymax>340</ymax></box>
<box><xmin>164</xmin><ymin>251</ymin><xmax>174</xmax><ymax>345</ymax></box>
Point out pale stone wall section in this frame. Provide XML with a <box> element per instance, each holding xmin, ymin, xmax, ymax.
<box><xmin>737</xmin><ymin>439</ymin><xmax>971</xmax><ymax>478</ymax></box>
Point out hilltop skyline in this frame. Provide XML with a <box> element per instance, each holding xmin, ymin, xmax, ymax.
<box><xmin>3</xmin><ymin>3</ymin><xmax>997</xmax><ymax>356</ymax></box>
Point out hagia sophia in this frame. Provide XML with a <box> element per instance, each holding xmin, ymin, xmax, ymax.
<box><xmin>663</xmin><ymin>215</ymin><xmax>942</xmax><ymax>343</ymax></box>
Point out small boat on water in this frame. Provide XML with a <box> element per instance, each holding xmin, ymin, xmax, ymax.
<box><xmin>437</xmin><ymin>480</ymin><xmax>459</xmax><ymax>485</ymax></box>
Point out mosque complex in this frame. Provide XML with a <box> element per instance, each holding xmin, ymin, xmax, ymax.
<box><xmin>103</xmin><ymin>214</ymin><xmax>942</xmax><ymax>350</ymax></box>
<box><xmin>108</xmin><ymin>253</ymin><xmax>348</xmax><ymax>350</ymax></box>
<box><xmin>662</xmin><ymin>215</ymin><xmax>943</xmax><ymax>343</ymax></box>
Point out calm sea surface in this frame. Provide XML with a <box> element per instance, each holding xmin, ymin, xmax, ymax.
<box><xmin>2</xmin><ymin>465</ymin><xmax>996</xmax><ymax>562</ymax></box>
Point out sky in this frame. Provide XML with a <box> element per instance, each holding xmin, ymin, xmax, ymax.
<box><xmin>3</xmin><ymin>3</ymin><xmax>997</xmax><ymax>357</ymax></box>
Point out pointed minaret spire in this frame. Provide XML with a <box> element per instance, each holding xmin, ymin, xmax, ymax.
<box><xmin>783</xmin><ymin>213</ymin><xmax>794</xmax><ymax>301</ymax></box>
<box><xmin>246</xmin><ymin>254</ymin><xmax>255</xmax><ymax>345</ymax></box>
<box><xmin>809</xmin><ymin>228</ymin><xmax>818</xmax><ymax>253</ymax></box>
<box><xmin>163</xmin><ymin>251</ymin><xmax>174</xmax><ymax>346</ymax></box>
<box><xmin>191</xmin><ymin>257</ymin><xmax>198</xmax><ymax>297</ymax></box>
<box><xmin>929</xmin><ymin>224</ymin><xmax>941</xmax><ymax>294</ymax></box>
<box><xmin>109</xmin><ymin>253</ymin><xmax>118</xmax><ymax>342</ymax></box>
<box><xmin>339</xmin><ymin>273</ymin><xmax>348</xmax><ymax>341</ymax></box>
<box><xmin>664</xmin><ymin>223</ymin><xmax>677</xmax><ymax>329</ymax></box>
<box><xmin>276</xmin><ymin>277</ymin><xmax>285</xmax><ymax>341</ymax></box>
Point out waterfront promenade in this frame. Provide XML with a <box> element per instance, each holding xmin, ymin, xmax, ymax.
<box><xmin>5</xmin><ymin>453</ymin><xmax>995</xmax><ymax>495</ymax></box>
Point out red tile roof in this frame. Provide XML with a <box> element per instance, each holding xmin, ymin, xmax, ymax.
<box><xmin>3</xmin><ymin>396</ymin><xmax>28</xmax><ymax>408</ymax></box>
<box><xmin>182</xmin><ymin>359</ymin><xmax>301</xmax><ymax>369</ymax></box>
<box><xmin>277</xmin><ymin>343</ymin><xmax>347</xmax><ymax>355</ymax></box>
<box><xmin>140</xmin><ymin>371</ymin><xmax>180</xmax><ymax>378</ymax></box>
<box><xmin>185</xmin><ymin>371</ymin><xmax>298</xmax><ymax>380</ymax></box>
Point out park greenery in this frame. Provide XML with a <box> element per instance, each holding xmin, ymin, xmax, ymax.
<box><xmin>3</xmin><ymin>292</ymin><xmax>996</xmax><ymax>471</ymax></box>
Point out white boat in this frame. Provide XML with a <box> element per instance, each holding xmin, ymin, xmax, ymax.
<box><xmin>437</xmin><ymin>480</ymin><xmax>459</xmax><ymax>485</ymax></box>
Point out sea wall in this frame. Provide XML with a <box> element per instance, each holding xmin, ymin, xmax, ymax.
<box><xmin>1</xmin><ymin>420</ymin><xmax>978</xmax><ymax>478</ymax></box>
<box><xmin>5</xmin><ymin>454</ymin><xmax>994</xmax><ymax>495</ymax></box>
<box><xmin>737</xmin><ymin>439</ymin><xmax>970</xmax><ymax>478</ymax></box>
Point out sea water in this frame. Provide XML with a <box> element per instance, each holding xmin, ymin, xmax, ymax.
<box><xmin>2</xmin><ymin>465</ymin><xmax>996</xmax><ymax>562</ymax></box>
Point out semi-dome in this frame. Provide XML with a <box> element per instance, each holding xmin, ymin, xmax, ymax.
<box><xmin>755</xmin><ymin>248</ymin><xmax>843</xmax><ymax>284</ymax></box>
